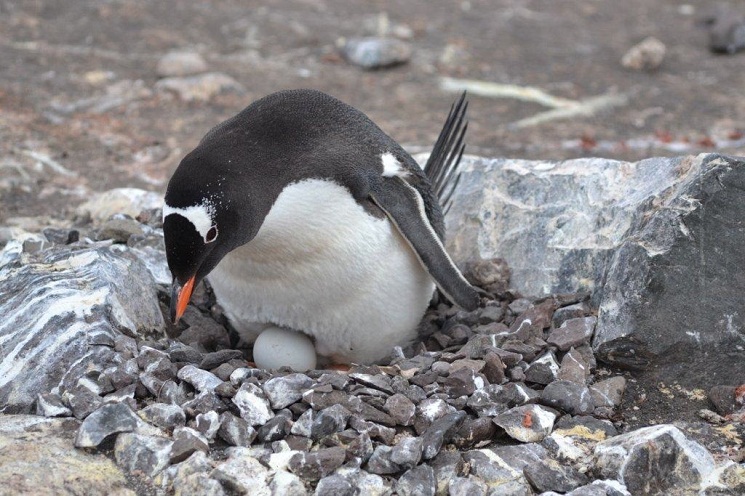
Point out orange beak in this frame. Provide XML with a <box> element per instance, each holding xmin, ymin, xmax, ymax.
<box><xmin>170</xmin><ymin>275</ymin><xmax>196</xmax><ymax>324</ymax></box>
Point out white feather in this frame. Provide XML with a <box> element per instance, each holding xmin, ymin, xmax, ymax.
<box><xmin>208</xmin><ymin>179</ymin><xmax>435</xmax><ymax>364</ymax></box>
<box><xmin>381</xmin><ymin>152</ymin><xmax>408</xmax><ymax>178</ymax></box>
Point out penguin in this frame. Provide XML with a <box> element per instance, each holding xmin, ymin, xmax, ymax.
<box><xmin>163</xmin><ymin>89</ymin><xmax>479</xmax><ymax>365</ymax></box>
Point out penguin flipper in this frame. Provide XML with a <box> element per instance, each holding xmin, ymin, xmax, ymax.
<box><xmin>370</xmin><ymin>176</ymin><xmax>480</xmax><ymax>311</ymax></box>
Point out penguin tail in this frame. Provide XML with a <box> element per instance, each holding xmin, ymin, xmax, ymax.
<box><xmin>424</xmin><ymin>91</ymin><xmax>468</xmax><ymax>214</ymax></box>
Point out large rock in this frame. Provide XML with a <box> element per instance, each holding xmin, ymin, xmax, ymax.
<box><xmin>444</xmin><ymin>153</ymin><xmax>745</xmax><ymax>388</ymax></box>
<box><xmin>0</xmin><ymin>242</ymin><xmax>164</xmax><ymax>412</ymax></box>
<box><xmin>0</xmin><ymin>415</ymin><xmax>133</xmax><ymax>494</ymax></box>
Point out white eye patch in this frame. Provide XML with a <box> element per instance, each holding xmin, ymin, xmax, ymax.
<box><xmin>163</xmin><ymin>201</ymin><xmax>217</xmax><ymax>243</ymax></box>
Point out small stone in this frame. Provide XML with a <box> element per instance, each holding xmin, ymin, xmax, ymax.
<box><xmin>421</xmin><ymin>411</ymin><xmax>467</xmax><ymax>460</ymax></box>
<box><xmin>36</xmin><ymin>392</ymin><xmax>72</xmax><ymax>417</ymax></box>
<box><xmin>212</xmin><ymin>449</ymin><xmax>270</xmax><ymax>494</ymax></box>
<box><xmin>167</xmin><ymin>343</ymin><xmax>203</xmax><ymax>364</ymax></box>
<box><xmin>384</xmin><ymin>393</ymin><xmax>416</xmax><ymax>426</ymax></box>
<box><xmin>105</xmin><ymin>359</ymin><xmax>140</xmax><ymax>390</ymax></box>
<box><xmin>263</xmin><ymin>373</ymin><xmax>314</xmax><ymax>409</ymax></box>
<box><xmin>467</xmin><ymin>384</ymin><xmax>511</xmax><ymax>417</ymax></box>
<box><xmin>464</xmin><ymin>258</ymin><xmax>511</xmax><ymax>294</ymax></box>
<box><xmin>115</xmin><ymin>433</ymin><xmax>173</xmax><ymax>477</ymax></box>
<box><xmin>97</xmin><ymin>218</ymin><xmax>144</xmax><ymax>243</ymax></box>
<box><xmin>621</xmin><ymin>36</ymin><xmax>666</xmax><ymax>71</ymax></box>
<box><xmin>594</xmin><ymin>424</ymin><xmax>716</xmax><ymax>495</ymax></box>
<box><xmin>482</xmin><ymin>352</ymin><xmax>507</xmax><ymax>385</ymax></box>
<box><xmin>494</xmin><ymin>404</ymin><xmax>556</xmax><ymax>443</ymax></box>
<box><xmin>140</xmin><ymin>356</ymin><xmax>177</xmax><ymax>396</ymax></box>
<box><xmin>396</xmin><ymin>465</ymin><xmax>435</xmax><ymax>496</ymax></box>
<box><xmin>159</xmin><ymin>380</ymin><xmax>190</xmax><ymax>405</ymax></box>
<box><xmin>62</xmin><ymin>386</ymin><xmax>103</xmax><ymax>420</ymax></box>
<box><xmin>75</xmin><ymin>402</ymin><xmax>140</xmax><ymax>447</ymax></box>
<box><xmin>312</xmin><ymin>404</ymin><xmax>352</xmax><ymax>440</ymax></box>
<box><xmin>156</xmin><ymin>51</ymin><xmax>208</xmax><ymax>77</ymax></box>
<box><xmin>557</xmin><ymin>348</ymin><xmax>591</xmax><ymax>385</ymax></box>
<box><xmin>452</xmin><ymin>417</ymin><xmax>497</xmax><ymax>449</ymax></box>
<box><xmin>349</xmin><ymin>416</ymin><xmax>396</xmax><ymax>445</ymax></box>
<box><xmin>315</xmin><ymin>474</ymin><xmax>353</xmax><ymax>496</ymax></box>
<box><xmin>170</xmin><ymin>426</ymin><xmax>210</xmax><ymax>464</ymax></box>
<box><xmin>349</xmin><ymin>373</ymin><xmax>394</xmax><ymax>394</ymax></box>
<box><xmin>42</xmin><ymin>227</ymin><xmax>79</xmax><ymax>245</ymax></box>
<box><xmin>547</xmin><ymin>317</ymin><xmax>596</xmax><ymax>351</ymax></box>
<box><xmin>200</xmin><ymin>349</ymin><xmax>244</xmax><ymax>370</ymax></box>
<box><xmin>366</xmin><ymin>445</ymin><xmax>400</xmax><ymax>475</ymax></box>
<box><xmin>156</xmin><ymin>72</ymin><xmax>245</xmax><ymax>102</ymax></box>
<box><xmin>289</xmin><ymin>447</ymin><xmax>346</xmax><ymax>481</ymax></box>
<box><xmin>139</xmin><ymin>403</ymin><xmax>186</xmax><ymax>430</ymax></box>
<box><xmin>182</xmin><ymin>391</ymin><xmax>228</xmax><ymax>417</ymax></box>
<box><xmin>258</xmin><ymin>410</ymin><xmax>293</xmax><ymax>442</ymax></box>
<box><xmin>215</xmin><ymin>382</ymin><xmax>237</xmax><ymax>398</ymax></box>
<box><xmin>390</xmin><ymin>436</ymin><xmax>423</xmax><ymax>469</ymax></box>
<box><xmin>271</xmin><ymin>470</ymin><xmax>307</xmax><ymax>496</ymax></box>
<box><xmin>509</xmin><ymin>300</ymin><xmax>555</xmax><ymax>340</ymax></box>
<box><xmin>708</xmin><ymin>385</ymin><xmax>738</xmax><ymax>415</ymax></box>
<box><xmin>195</xmin><ymin>411</ymin><xmax>221</xmax><ymax>441</ymax></box>
<box><xmin>462</xmin><ymin>449</ymin><xmax>528</xmax><ymax>492</ymax></box>
<box><xmin>448</xmin><ymin>477</ymin><xmax>488</xmax><ymax>496</ymax></box>
<box><xmin>233</xmin><ymin>382</ymin><xmax>274</xmax><ymax>426</ymax></box>
<box><xmin>177</xmin><ymin>365</ymin><xmax>223</xmax><ymax>392</ymax></box>
<box><xmin>443</xmin><ymin>367</ymin><xmax>485</xmax><ymax>397</ymax></box>
<box><xmin>341</xmin><ymin>37</ymin><xmax>412</xmax><ymax>69</ymax></box>
<box><xmin>303</xmin><ymin>389</ymin><xmax>394</xmax><ymax>426</ymax></box>
<box><xmin>590</xmin><ymin>376</ymin><xmax>626</xmax><ymax>409</ymax></box>
<box><xmin>218</xmin><ymin>412</ymin><xmax>257</xmax><ymax>447</ymax></box>
<box><xmin>174</xmin><ymin>473</ymin><xmax>226</xmax><ymax>496</ymax></box>
<box><xmin>541</xmin><ymin>380</ymin><xmax>595</xmax><ymax>415</ymax></box>
<box><xmin>524</xmin><ymin>351</ymin><xmax>560</xmax><ymax>385</ymax></box>
<box><xmin>478</xmin><ymin>305</ymin><xmax>504</xmax><ymax>324</ymax></box>
<box><xmin>552</xmin><ymin>302</ymin><xmax>590</xmax><ymax>328</ymax></box>
<box><xmin>523</xmin><ymin>458</ymin><xmax>589</xmax><ymax>493</ymax></box>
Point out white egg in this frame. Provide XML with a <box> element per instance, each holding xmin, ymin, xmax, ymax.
<box><xmin>253</xmin><ymin>326</ymin><xmax>317</xmax><ymax>372</ymax></box>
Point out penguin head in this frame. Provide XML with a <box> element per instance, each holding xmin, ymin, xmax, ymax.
<box><xmin>163</xmin><ymin>149</ymin><xmax>267</xmax><ymax>324</ymax></box>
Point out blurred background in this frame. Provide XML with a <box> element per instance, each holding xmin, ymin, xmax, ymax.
<box><xmin>1</xmin><ymin>0</ymin><xmax>743</xmax><ymax>223</ymax></box>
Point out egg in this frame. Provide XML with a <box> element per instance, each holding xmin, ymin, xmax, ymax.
<box><xmin>252</xmin><ymin>326</ymin><xmax>317</xmax><ymax>372</ymax></box>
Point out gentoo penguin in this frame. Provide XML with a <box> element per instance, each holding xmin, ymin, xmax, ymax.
<box><xmin>163</xmin><ymin>89</ymin><xmax>479</xmax><ymax>365</ymax></box>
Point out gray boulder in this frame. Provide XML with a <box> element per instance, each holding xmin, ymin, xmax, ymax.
<box><xmin>444</xmin><ymin>153</ymin><xmax>745</xmax><ymax>388</ymax></box>
<box><xmin>0</xmin><ymin>242</ymin><xmax>164</xmax><ymax>412</ymax></box>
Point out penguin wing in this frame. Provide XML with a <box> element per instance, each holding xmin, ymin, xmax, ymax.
<box><xmin>370</xmin><ymin>175</ymin><xmax>480</xmax><ymax>311</ymax></box>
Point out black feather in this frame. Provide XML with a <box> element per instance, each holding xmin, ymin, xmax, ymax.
<box><xmin>424</xmin><ymin>91</ymin><xmax>468</xmax><ymax>214</ymax></box>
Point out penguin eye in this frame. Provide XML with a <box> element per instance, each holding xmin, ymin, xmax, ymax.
<box><xmin>205</xmin><ymin>226</ymin><xmax>218</xmax><ymax>243</ymax></box>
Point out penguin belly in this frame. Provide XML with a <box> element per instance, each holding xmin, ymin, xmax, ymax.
<box><xmin>207</xmin><ymin>178</ymin><xmax>435</xmax><ymax>365</ymax></box>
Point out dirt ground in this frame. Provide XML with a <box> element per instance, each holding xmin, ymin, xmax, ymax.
<box><xmin>2</xmin><ymin>0</ymin><xmax>744</xmax><ymax>222</ymax></box>
<box><xmin>1</xmin><ymin>1</ymin><xmax>744</xmax><ymax>427</ymax></box>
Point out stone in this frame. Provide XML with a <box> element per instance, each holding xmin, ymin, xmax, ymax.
<box><xmin>483</xmin><ymin>351</ymin><xmax>507</xmax><ymax>384</ymax></box>
<box><xmin>271</xmin><ymin>470</ymin><xmax>307</xmax><ymax>496</ymax></box>
<box><xmin>311</xmin><ymin>404</ymin><xmax>352</xmax><ymax>440</ymax></box>
<box><xmin>462</xmin><ymin>448</ymin><xmax>533</xmax><ymax>494</ymax></box>
<box><xmin>36</xmin><ymin>392</ymin><xmax>72</xmax><ymax>417</ymax></box>
<box><xmin>155</xmin><ymin>72</ymin><xmax>245</xmax><ymax>102</ymax></box>
<box><xmin>494</xmin><ymin>405</ymin><xmax>556</xmax><ymax>443</ymax></box>
<box><xmin>218</xmin><ymin>412</ymin><xmax>256</xmax><ymax>447</ymax></box>
<box><xmin>200</xmin><ymin>349</ymin><xmax>244</xmax><ymax>370</ymax></box>
<box><xmin>303</xmin><ymin>389</ymin><xmax>394</xmax><ymax>426</ymax></box>
<box><xmin>177</xmin><ymin>365</ymin><xmax>223</xmax><ymax>392</ymax></box>
<box><xmin>442</xmin><ymin>367</ymin><xmax>485</xmax><ymax>397</ymax></box>
<box><xmin>212</xmin><ymin>449</ymin><xmax>270</xmax><ymax>495</ymax></box>
<box><xmin>523</xmin><ymin>457</ymin><xmax>589</xmax><ymax>493</ymax></box>
<box><xmin>262</xmin><ymin>373</ymin><xmax>314</xmax><ymax>409</ymax></box>
<box><xmin>233</xmin><ymin>382</ymin><xmax>274</xmax><ymax>426</ymax></box>
<box><xmin>62</xmin><ymin>386</ymin><xmax>103</xmax><ymax>420</ymax></box>
<box><xmin>75</xmin><ymin>402</ymin><xmax>140</xmax><ymax>447</ymax></box>
<box><xmin>366</xmin><ymin>445</ymin><xmax>400</xmax><ymax>475</ymax></box>
<box><xmin>594</xmin><ymin>424</ymin><xmax>716</xmax><ymax>494</ymax></box>
<box><xmin>396</xmin><ymin>464</ymin><xmax>436</xmax><ymax>496</ymax></box>
<box><xmin>589</xmin><ymin>376</ymin><xmax>626</xmax><ymax>409</ymax></box>
<box><xmin>421</xmin><ymin>411</ymin><xmax>467</xmax><ymax>459</ymax></box>
<box><xmin>448</xmin><ymin>477</ymin><xmax>488</xmax><ymax>496</ymax></box>
<box><xmin>621</xmin><ymin>36</ymin><xmax>666</xmax><ymax>71</ymax></box>
<box><xmin>138</xmin><ymin>403</ymin><xmax>186</xmax><ymax>430</ymax></box>
<box><xmin>182</xmin><ymin>391</ymin><xmax>228</xmax><ymax>417</ymax></box>
<box><xmin>541</xmin><ymin>380</ymin><xmax>595</xmax><ymax>415</ymax></box>
<box><xmin>289</xmin><ymin>447</ymin><xmax>346</xmax><ymax>481</ymax></box>
<box><xmin>156</xmin><ymin>50</ymin><xmax>209</xmax><ymax>77</ymax></box>
<box><xmin>167</xmin><ymin>342</ymin><xmax>203</xmax><ymax>364</ymax></box>
<box><xmin>464</xmin><ymin>258</ymin><xmax>511</xmax><ymax>294</ymax></box>
<box><xmin>342</xmin><ymin>37</ymin><xmax>412</xmax><ymax>69</ymax></box>
<box><xmin>76</xmin><ymin>188</ymin><xmax>163</xmax><ymax>223</ymax></box>
<box><xmin>97</xmin><ymin>218</ymin><xmax>144</xmax><ymax>243</ymax></box>
<box><xmin>453</xmin><ymin>417</ymin><xmax>497</xmax><ymax>449</ymax></box>
<box><xmin>170</xmin><ymin>426</ymin><xmax>210</xmax><ymax>464</ymax></box>
<box><xmin>0</xmin><ymin>244</ymin><xmax>163</xmax><ymax>413</ymax></box>
<box><xmin>384</xmin><ymin>393</ymin><xmax>416</xmax><ymax>425</ymax></box>
<box><xmin>708</xmin><ymin>385</ymin><xmax>739</xmax><ymax>415</ymax></box>
<box><xmin>174</xmin><ymin>473</ymin><xmax>226</xmax><ymax>496</ymax></box>
<box><xmin>467</xmin><ymin>384</ymin><xmax>511</xmax><ymax>417</ymax></box>
<box><xmin>0</xmin><ymin>415</ymin><xmax>131</xmax><ymax>494</ymax></box>
<box><xmin>257</xmin><ymin>410</ymin><xmax>292</xmax><ymax>442</ymax></box>
<box><xmin>115</xmin><ymin>432</ymin><xmax>173</xmax><ymax>477</ymax></box>
<box><xmin>315</xmin><ymin>474</ymin><xmax>353</xmax><ymax>496</ymax></box>
<box><xmin>547</xmin><ymin>317</ymin><xmax>596</xmax><ymax>351</ymax></box>
<box><xmin>390</xmin><ymin>436</ymin><xmax>423</xmax><ymax>469</ymax></box>
<box><xmin>557</xmin><ymin>348</ymin><xmax>591</xmax><ymax>385</ymax></box>
<box><xmin>564</xmin><ymin>480</ymin><xmax>631</xmax><ymax>495</ymax></box>
<box><xmin>706</xmin><ymin>7</ymin><xmax>745</xmax><ymax>54</ymax></box>
<box><xmin>524</xmin><ymin>351</ymin><xmax>560</xmax><ymax>385</ymax></box>
<box><xmin>552</xmin><ymin>302</ymin><xmax>591</xmax><ymax>328</ymax></box>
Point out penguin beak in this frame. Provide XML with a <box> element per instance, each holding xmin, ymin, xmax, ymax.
<box><xmin>170</xmin><ymin>275</ymin><xmax>196</xmax><ymax>324</ymax></box>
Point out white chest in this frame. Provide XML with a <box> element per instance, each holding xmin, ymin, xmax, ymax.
<box><xmin>207</xmin><ymin>179</ymin><xmax>435</xmax><ymax>364</ymax></box>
